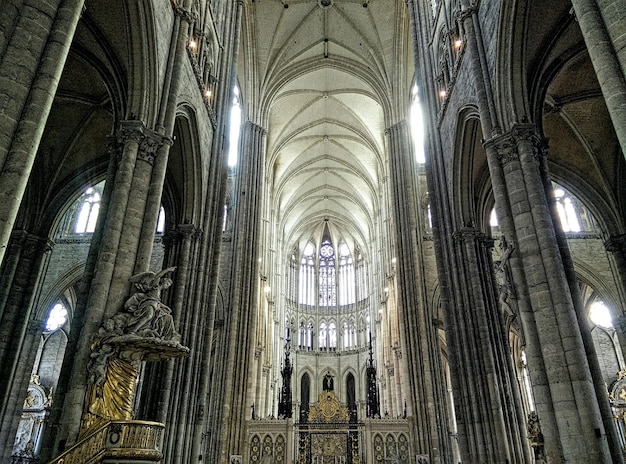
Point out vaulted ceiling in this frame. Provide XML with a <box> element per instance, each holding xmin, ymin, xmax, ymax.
<box><xmin>240</xmin><ymin>0</ymin><xmax>412</xmax><ymax>254</ymax></box>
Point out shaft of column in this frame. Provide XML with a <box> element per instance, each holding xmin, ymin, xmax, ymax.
<box><xmin>570</xmin><ymin>0</ymin><xmax>626</xmax><ymax>159</ymax></box>
<box><xmin>0</xmin><ymin>0</ymin><xmax>84</xmax><ymax>267</ymax></box>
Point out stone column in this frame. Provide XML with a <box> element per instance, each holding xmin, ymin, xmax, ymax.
<box><xmin>0</xmin><ymin>232</ymin><xmax>53</xmax><ymax>461</ymax></box>
<box><xmin>485</xmin><ymin>124</ymin><xmax>613</xmax><ymax>463</ymax></box>
<box><xmin>570</xmin><ymin>0</ymin><xmax>626</xmax><ymax>158</ymax></box>
<box><xmin>0</xmin><ymin>0</ymin><xmax>84</xmax><ymax>266</ymax></box>
<box><xmin>216</xmin><ymin>121</ymin><xmax>265</xmax><ymax>463</ymax></box>
<box><xmin>45</xmin><ymin>121</ymin><xmax>168</xmax><ymax>456</ymax></box>
<box><xmin>605</xmin><ymin>234</ymin><xmax>626</xmax><ymax>309</ymax></box>
<box><xmin>605</xmin><ymin>235</ymin><xmax>626</xmax><ymax>373</ymax></box>
<box><xmin>448</xmin><ymin>228</ymin><xmax>530</xmax><ymax>463</ymax></box>
<box><xmin>386</xmin><ymin>120</ymin><xmax>451</xmax><ymax>463</ymax></box>
<box><xmin>536</xmin><ymin>146</ymin><xmax>625</xmax><ymax>464</ymax></box>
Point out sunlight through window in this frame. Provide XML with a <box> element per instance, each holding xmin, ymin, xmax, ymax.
<box><xmin>45</xmin><ymin>303</ymin><xmax>68</xmax><ymax>331</ymax></box>
<box><xmin>589</xmin><ymin>301</ymin><xmax>613</xmax><ymax>328</ymax></box>
<box><xmin>228</xmin><ymin>85</ymin><xmax>242</xmax><ymax>167</ymax></box>
<box><xmin>411</xmin><ymin>84</ymin><xmax>426</xmax><ymax>164</ymax></box>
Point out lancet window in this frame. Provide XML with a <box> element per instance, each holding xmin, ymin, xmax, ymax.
<box><xmin>74</xmin><ymin>184</ymin><xmax>104</xmax><ymax>234</ymax></box>
<box><xmin>319</xmin><ymin>240</ymin><xmax>336</xmax><ymax>307</ymax></box>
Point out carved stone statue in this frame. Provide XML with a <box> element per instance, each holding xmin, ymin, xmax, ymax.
<box><xmin>123</xmin><ymin>267</ymin><xmax>178</xmax><ymax>340</ymax></box>
<box><xmin>527</xmin><ymin>411</ymin><xmax>546</xmax><ymax>463</ymax></box>
<box><xmin>80</xmin><ymin>268</ymin><xmax>189</xmax><ymax>437</ymax></box>
<box><xmin>494</xmin><ymin>237</ymin><xmax>516</xmax><ymax>324</ymax></box>
<box><xmin>323</xmin><ymin>372</ymin><xmax>334</xmax><ymax>392</ymax></box>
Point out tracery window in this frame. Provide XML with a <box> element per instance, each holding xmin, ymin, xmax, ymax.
<box><xmin>319</xmin><ymin>322</ymin><xmax>328</xmax><ymax>349</ymax></box>
<box><xmin>319</xmin><ymin>240</ymin><xmax>336</xmax><ymax>306</ymax></box>
<box><xmin>156</xmin><ymin>206</ymin><xmax>166</xmax><ymax>234</ymax></box>
<box><xmin>338</xmin><ymin>243</ymin><xmax>355</xmax><ymax>305</ymax></box>
<box><xmin>74</xmin><ymin>185</ymin><xmax>103</xmax><ymax>233</ymax></box>
<box><xmin>411</xmin><ymin>84</ymin><xmax>426</xmax><ymax>164</ymax></box>
<box><xmin>299</xmin><ymin>242</ymin><xmax>316</xmax><ymax>306</ymax></box>
<box><xmin>343</xmin><ymin>321</ymin><xmax>357</xmax><ymax>349</ymax></box>
<box><xmin>45</xmin><ymin>302</ymin><xmax>68</xmax><ymax>332</ymax></box>
<box><xmin>553</xmin><ymin>187</ymin><xmax>581</xmax><ymax>232</ymax></box>
<box><xmin>590</xmin><ymin>300</ymin><xmax>613</xmax><ymax>328</ymax></box>
<box><xmin>318</xmin><ymin>321</ymin><xmax>337</xmax><ymax>350</ymax></box>
<box><xmin>228</xmin><ymin>84</ymin><xmax>242</xmax><ymax>167</ymax></box>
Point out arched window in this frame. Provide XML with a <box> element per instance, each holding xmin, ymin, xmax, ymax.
<box><xmin>156</xmin><ymin>206</ymin><xmax>166</xmax><ymax>234</ymax></box>
<box><xmin>346</xmin><ymin>373</ymin><xmax>356</xmax><ymax>414</ymax></box>
<box><xmin>553</xmin><ymin>187</ymin><xmax>581</xmax><ymax>232</ymax></box>
<box><xmin>298</xmin><ymin>321</ymin><xmax>307</xmax><ymax>348</ymax></box>
<box><xmin>411</xmin><ymin>84</ymin><xmax>426</xmax><ymax>164</ymax></box>
<box><xmin>328</xmin><ymin>322</ymin><xmax>337</xmax><ymax>350</ymax></box>
<box><xmin>45</xmin><ymin>303</ymin><xmax>68</xmax><ymax>332</ymax></box>
<box><xmin>520</xmin><ymin>350</ymin><xmax>535</xmax><ymax>412</ymax></box>
<box><xmin>343</xmin><ymin>321</ymin><xmax>356</xmax><ymax>348</ymax></box>
<box><xmin>300</xmin><ymin>373</ymin><xmax>310</xmax><ymax>422</ymax></box>
<box><xmin>338</xmin><ymin>242</ymin><xmax>355</xmax><ymax>305</ymax></box>
<box><xmin>319</xmin><ymin>239</ymin><xmax>336</xmax><ymax>307</ymax></box>
<box><xmin>490</xmin><ymin>208</ymin><xmax>499</xmax><ymax>227</ymax></box>
<box><xmin>228</xmin><ymin>85</ymin><xmax>242</xmax><ymax>167</ymax></box>
<box><xmin>307</xmin><ymin>322</ymin><xmax>314</xmax><ymax>349</ymax></box>
<box><xmin>319</xmin><ymin>322</ymin><xmax>328</xmax><ymax>349</ymax></box>
<box><xmin>74</xmin><ymin>185</ymin><xmax>103</xmax><ymax>233</ymax></box>
<box><xmin>589</xmin><ymin>300</ymin><xmax>613</xmax><ymax>328</ymax></box>
<box><xmin>294</xmin><ymin>236</ymin><xmax>367</xmax><ymax>309</ymax></box>
<box><xmin>298</xmin><ymin>242</ymin><xmax>316</xmax><ymax>306</ymax></box>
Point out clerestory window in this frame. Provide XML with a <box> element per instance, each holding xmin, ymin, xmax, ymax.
<box><xmin>45</xmin><ymin>302</ymin><xmax>68</xmax><ymax>332</ymax></box>
<box><xmin>74</xmin><ymin>185</ymin><xmax>103</xmax><ymax>233</ymax></box>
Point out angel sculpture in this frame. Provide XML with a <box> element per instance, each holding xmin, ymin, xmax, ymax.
<box><xmin>123</xmin><ymin>267</ymin><xmax>179</xmax><ymax>341</ymax></box>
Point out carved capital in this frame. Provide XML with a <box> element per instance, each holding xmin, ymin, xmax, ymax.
<box><xmin>605</xmin><ymin>234</ymin><xmax>626</xmax><ymax>254</ymax></box>
<box><xmin>178</xmin><ymin>223</ymin><xmax>201</xmax><ymax>239</ymax></box>
<box><xmin>452</xmin><ymin>227</ymin><xmax>484</xmax><ymax>243</ymax></box>
<box><xmin>485</xmin><ymin>123</ymin><xmax>544</xmax><ymax>166</ymax></box>
<box><xmin>10</xmin><ymin>231</ymin><xmax>51</xmax><ymax>259</ymax></box>
<box><xmin>27</xmin><ymin>319</ymin><xmax>43</xmax><ymax>334</ymax></box>
<box><xmin>454</xmin><ymin>0</ymin><xmax>481</xmax><ymax>22</ymax></box>
<box><xmin>116</xmin><ymin>121</ymin><xmax>166</xmax><ymax>166</ymax></box>
<box><xmin>118</xmin><ymin>120</ymin><xmax>146</xmax><ymax>145</ymax></box>
<box><xmin>171</xmin><ymin>1</ymin><xmax>198</xmax><ymax>23</ymax></box>
<box><xmin>137</xmin><ymin>134</ymin><xmax>163</xmax><ymax>165</ymax></box>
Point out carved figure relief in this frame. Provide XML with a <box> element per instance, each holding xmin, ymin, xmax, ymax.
<box><xmin>12</xmin><ymin>375</ymin><xmax>52</xmax><ymax>461</ymax></box>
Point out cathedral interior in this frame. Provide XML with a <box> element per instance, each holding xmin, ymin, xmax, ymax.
<box><xmin>1</xmin><ymin>0</ymin><xmax>626</xmax><ymax>463</ymax></box>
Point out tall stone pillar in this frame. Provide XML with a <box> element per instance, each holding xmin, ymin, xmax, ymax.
<box><xmin>485</xmin><ymin>124</ymin><xmax>614</xmax><ymax>463</ymax></box>
<box><xmin>42</xmin><ymin>122</ymin><xmax>169</xmax><ymax>458</ymax></box>
<box><xmin>0</xmin><ymin>0</ymin><xmax>84</xmax><ymax>266</ymax></box>
<box><xmin>0</xmin><ymin>233</ymin><xmax>53</xmax><ymax>408</ymax></box>
<box><xmin>386</xmin><ymin>120</ymin><xmax>451</xmax><ymax>464</ymax></box>
<box><xmin>604</xmin><ymin>235</ymin><xmax>626</xmax><ymax>375</ymax></box>
<box><xmin>217</xmin><ymin>121</ymin><xmax>266</xmax><ymax>463</ymax></box>
<box><xmin>448</xmin><ymin>228</ymin><xmax>530</xmax><ymax>463</ymax></box>
<box><xmin>570</xmin><ymin>0</ymin><xmax>626</xmax><ymax>158</ymax></box>
<box><xmin>0</xmin><ymin>232</ymin><xmax>53</xmax><ymax>461</ymax></box>
<box><xmin>605</xmin><ymin>234</ymin><xmax>626</xmax><ymax>308</ymax></box>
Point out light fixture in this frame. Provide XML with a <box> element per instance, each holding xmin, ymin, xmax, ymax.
<box><xmin>391</xmin><ymin>257</ymin><xmax>397</xmax><ymax>264</ymax></box>
<box><xmin>439</xmin><ymin>89</ymin><xmax>447</xmax><ymax>98</ymax></box>
<box><xmin>264</xmin><ymin>286</ymin><xmax>271</xmax><ymax>294</ymax></box>
<box><xmin>189</xmin><ymin>39</ymin><xmax>197</xmax><ymax>49</ymax></box>
<box><xmin>454</xmin><ymin>39</ymin><xmax>462</xmax><ymax>48</ymax></box>
<box><xmin>384</xmin><ymin>287</ymin><xmax>389</xmax><ymax>293</ymax></box>
<box><xmin>205</xmin><ymin>89</ymin><xmax>212</xmax><ymax>98</ymax></box>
